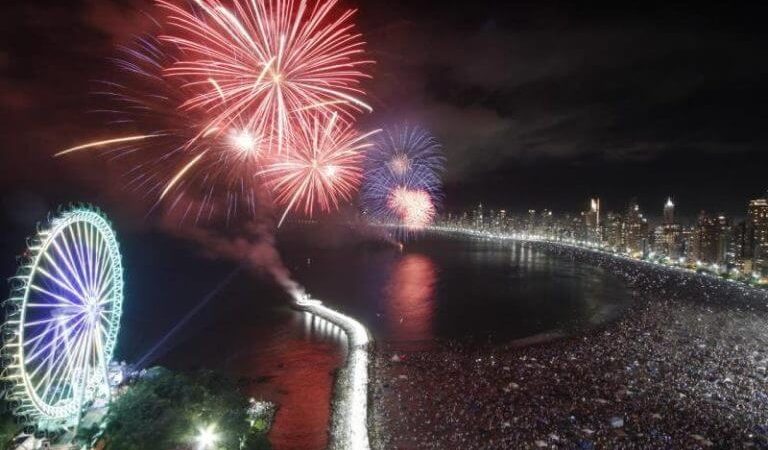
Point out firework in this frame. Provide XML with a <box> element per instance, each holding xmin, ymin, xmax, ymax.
<box><xmin>56</xmin><ymin>35</ymin><xmax>266</xmax><ymax>224</ymax></box>
<box><xmin>387</xmin><ymin>187</ymin><xmax>436</xmax><ymax>229</ymax></box>
<box><xmin>59</xmin><ymin>0</ymin><xmax>376</xmax><ymax>227</ymax></box>
<box><xmin>260</xmin><ymin>113</ymin><xmax>378</xmax><ymax>227</ymax></box>
<box><xmin>361</xmin><ymin>124</ymin><xmax>444</xmax><ymax>230</ymax></box>
<box><xmin>365</xmin><ymin>124</ymin><xmax>444</xmax><ymax>179</ymax></box>
<box><xmin>362</xmin><ymin>164</ymin><xmax>441</xmax><ymax>225</ymax></box>
<box><xmin>157</xmin><ymin>0</ymin><xmax>374</xmax><ymax>152</ymax></box>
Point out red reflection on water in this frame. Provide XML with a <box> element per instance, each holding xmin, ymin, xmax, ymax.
<box><xmin>385</xmin><ymin>254</ymin><xmax>437</xmax><ymax>342</ymax></box>
<box><xmin>234</xmin><ymin>333</ymin><xmax>343</xmax><ymax>450</ymax></box>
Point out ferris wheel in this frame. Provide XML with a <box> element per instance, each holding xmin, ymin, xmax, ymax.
<box><xmin>1</xmin><ymin>205</ymin><xmax>123</xmax><ymax>430</ymax></box>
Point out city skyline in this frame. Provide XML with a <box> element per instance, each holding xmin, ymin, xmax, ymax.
<box><xmin>442</xmin><ymin>190</ymin><xmax>768</xmax><ymax>278</ymax></box>
<box><xmin>444</xmin><ymin>189</ymin><xmax>768</xmax><ymax>223</ymax></box>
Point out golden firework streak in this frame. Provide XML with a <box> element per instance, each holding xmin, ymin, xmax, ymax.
<box><xmin>159</xmin><ymin>151</ymin><xmax>208</xmax><ymax>201</ymax></box>
<box><xmin>55</xmin><ymin>135</ymin><xmax>158</xmax><ymax>157</ymax></box>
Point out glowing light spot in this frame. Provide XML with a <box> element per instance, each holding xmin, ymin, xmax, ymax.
<box><xmin>231</xmin><ymin>129</ymin><xmax>257</xmax><ymax>155</ymax></box>
<box><xmin>387</xmin><ymin>187</ymin><xmax>436</xmax><ymax>229</ymax></box>
<box><xmin>195</xmin><ymin>424</ymin><xmax>219</xmax><ymax>449</ymax></box>
<box><xmin>389</xmin><ymin>153</ymin><xmax>410</xmax><ymax>176</ymax></box>
<box><xmin>324</xmin><ymin>165</ymin><xmax>338</xmax><ymax>178</ymax></box>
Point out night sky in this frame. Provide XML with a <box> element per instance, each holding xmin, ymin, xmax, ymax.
<box><xmin>2</xmin><ymin>0</ymin><xmax>768</xmax><ymax>224</ymax></box>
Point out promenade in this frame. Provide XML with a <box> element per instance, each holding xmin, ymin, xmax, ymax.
<box><xmin>294</xmin><ymin>293</ymin><xmax>372</xmax><ymax>450</ymax></box>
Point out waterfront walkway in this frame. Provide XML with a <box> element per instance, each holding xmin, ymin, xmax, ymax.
<box><xmin>294</xmin><ymin>293</ymin><xmax>371</xmax><ymax>450</ymax></box>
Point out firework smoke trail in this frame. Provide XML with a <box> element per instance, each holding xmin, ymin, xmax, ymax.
<box><xmin>260</xmin><ymin>113</ymin><xmax>378</xmax><ymax>227</ymax></box>
<box><xmin>157</xmin><ymin>0</ymin><xmax>374</xmax><ymax>153</ymax></box>
<box><xmin>362</xmin><ymin>124</ymin><xmax>445</xmax><ymax>232</ymax></box>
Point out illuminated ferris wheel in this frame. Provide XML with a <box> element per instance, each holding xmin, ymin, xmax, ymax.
<box><xmin>1</xmin><ymin>206</ymin><xmax>123</xmax><ymax>430</ymax></box>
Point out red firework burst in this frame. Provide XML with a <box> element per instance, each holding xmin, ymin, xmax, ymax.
<box><xmin>260</xmin><ymin>113</ymin><xmax>377</xmax><ymax>226</ymax></box>
<box><xmin>157</xmin><ymin>0</ymin><xmax>374</xmax><ymax>153</ymax></box>
<box><xmin>387</xmin><ymin>187</ymin><xmax>436</xmax><ymax>229</ymax></box>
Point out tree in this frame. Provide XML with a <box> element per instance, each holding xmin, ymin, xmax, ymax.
<box><xmin>0</xmin><ymin>410</ymin><xmax>21</xmax><ymax>450</ymax></box>
<box><xmin>102</xmin><ymin>368</ymin><xmax>254</xmax><ymax>450</ymax></box>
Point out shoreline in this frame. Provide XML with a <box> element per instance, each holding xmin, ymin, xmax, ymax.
<box><xmin>293</xmin><ymin>296</ymin><xmax>372</xmax><ymax>450</ymax></box>
<box><xmin>371</xmin><ymin>234</ymin><xmax>768</xmax><ymax>448</ymax></box>
<box><xmin>431</xmin><ymin>225</ymin><xmax>766</xmax><ymax>292</ymax></box>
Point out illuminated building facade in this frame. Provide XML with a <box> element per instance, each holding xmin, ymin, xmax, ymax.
<box><xmin>654</xmin><ymin>197</ymin><xmax>683</xmax><ymax>258</ymax></box>
<box><xmin>747</xmin><ymin>198</ymin><xmax>768</xmax><ymax>274</ymax></box>
<box><xmin>624</xmin><ymin>199</ymin><xmax>648</xmax><ymax>255</ymax></box>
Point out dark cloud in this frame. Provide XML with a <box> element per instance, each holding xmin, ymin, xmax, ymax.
<box><xmin>350</xmin><ymin>0</ymin><xmax>768</xmax><ymax>215</ymax></box>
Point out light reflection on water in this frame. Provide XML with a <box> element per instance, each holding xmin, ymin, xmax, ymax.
<box><xmin>226</xmin><ymin>312</ymin><xmax>347</xmax><ymax>450</ymax></box>
<box><xmin>384</xmin><ymin>254</ymin><xmax>437</xmax><ymax>342</ymax></box>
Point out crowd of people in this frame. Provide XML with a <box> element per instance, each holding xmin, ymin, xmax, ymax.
<box><xmin>370</xmin><ymin>244</ymin><xmax>768</xmax><ymax>448</ymax></box>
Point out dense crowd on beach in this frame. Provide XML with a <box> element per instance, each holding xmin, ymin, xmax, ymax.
<box><xmin>370</xmin><ymin>243</ymin><xmax>768</xmax><ymax>449</ymax></box>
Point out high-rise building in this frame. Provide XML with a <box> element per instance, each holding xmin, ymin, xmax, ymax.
<box><xmin>624</xmin><ymin>199</ymin><xmax>649</xmax><ymax>255</ymax></box>
<box><xmin>732</xmin><ymin>220</ymin><xmax>748</xmax><ymax>268</ymax></box>
<box><xmin>654</xmin><ymin>198</ymin><xmax>683</xmax><ymax>258</ymax></box>
<box><xmin>603</xmin><ymin>212</ymin><xmax>624</xmax><ymax>249</ymax></box>
<box><xmin>690</xmin><ymin>212</ymin><xmax>731</xmax><ymax>265</ymax></box>
<box><xmin>540</xmin><ymin>209</ymin><xmax>553</xmax><ymax>237</ymax></box>
<box><xmin>716</xmin><ymin>215</ymin><xmax>734</xmax><ymax>265</ymax></box>
<box><xmin>747</xmin><ymin>197</ymin><xmax>768</xmax><ymax>274</ymax></box>
<box><xmin>663</xmin><ymin>197</ymin><xmax>675</xmax><ymax>225</ymax></box>
<box><xmin>583</xmin><ymin>198</ymin><xmax>601</xmax><ymax>242</ymax></box>
<box><xmin>498</xmin><ymin>209</ymin><xmax>508</xmax><ymax>231</ymax></box>
<box><xmin>473</xmin><ymin>203</ymin><xmax>484</xmax><ymax>229</ymax></box>
<box><xmin>527</xmin><ymin>209</ymin><xmax>537</xmax><ymax>233</ymax></box>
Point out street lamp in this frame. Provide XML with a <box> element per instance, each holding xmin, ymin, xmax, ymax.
<box><xmin>196</xmin><ymin>424</ymin><xmax>220</xmax><ymax>449</ymax></box>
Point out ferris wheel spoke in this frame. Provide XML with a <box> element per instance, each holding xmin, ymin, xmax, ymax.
<box><xmin>67</xmin><ymin>222</ymin><xmax>93</xmax><ymax>297</ymax></box>
<box><xmin>91</xmin><ymin>324</ymin><xmax>106</xmax><ymax>371</ymax></box>
<box><xmin>51</xmin><ymin>238</ymin><xmax>89</xmax><ymax>301</ymax></box>
<box><xmin>34</xmin><ymin>267</ymin><xmax>85</xmax><ymax>305</ymax></box>
<box><xmin>28</xmin><ymin>284</ymin><xmax>80</xmax><ymax>309</ymax></box>
<box><xmin>24</xmin><ymin>311</ymin><xmax>82</xmax><ymax>328</ymax></box>
<box><xmin>41</xmin><ymin>339</ymin><xmax>84</xmax><ymax>407</ymax></box>
<box><xmin>95</xmin><ymin>261</ymin><xmax>114</xmax><ymax>303</ymax></box>
<box><xmin>32</xmin><ymin>321</ymin><xmax>86</xmax><ymax>400</ymax></box>
<box><xmin>25</xmin><ymin>322</ymin><xmax>59</xmax><ymax>361</ymax></box>
<box><xmin>99</xmin><ymin>312</ymin><xmax>114</xmax><ymax>330</ymax></box>
<box><xmin>39</xmin><ymin>254</ymin><xmax>85</xmax><ymax>302</ymax></box>
<box><xmin>78</xmin><ymin>222</ymin><xmax>92</xmax><ymax>295</ymax></box>
<box><xmin>64</xmin><ymin>323</ymin><xmax>97</xmax><ymax>404</ymax></box>
<box><xmin>73</xmin><ymin>221</ymin><xmax>94</xmax><ymax>296</ymax></box>
<box><xmin>25</xmin><ymin>314</ymin><xmax>88</xmax><ymax>364</ymax></box>
<box><xmin>98</xmin><ymin>308</ymin><xmax>114</xmax><ymax>325</ymax></box>
<box><xmin>91</xmin><ymin>234</ymin><xmax>109</xmax><ymax>299</ymax></box>
<box><xmin>59</xmin><ymin>227</ymin><xmax>86</xmax><ymax>292</ymax></box>
<box><xmin>27</xmin><ymin>327</ymin><xmax>73</xmax><ymax>380</ymax></box>
<box><xmin>95</xmin><ymin>278</ymin><xmax>115</xmax><ymax>303</ymax></box>
<box><xmin>25</xmin><ymin>314</ymin><xmax>87</xmax><ymax>367</ymax></box>
<box><xmin>42</xmin><ymin>321</ymin><xmax>91</xmax><ymax>406</ymax></box>
<box><xmin>26</xmin><ymin>302</ymin><xmax>75</xmax><ymax>308</ymax></box>
<box><xmin>85</xmin><ymin>222</ymin><xmax>101</xmax><ymax>296</ymax></box>
<box><xmin>89</xmin><ymin>224</ymin><xmax>105</xmax><ymax>294</ymax></box>
<box><xmin>93</xmin><ymin>264</ymin><xmax>114</xmax><ymax>300</ymax></box>
<box><xmin>85</xmin><ymin>222</ymin><xmax>97</xmax><ymax>294</ymax></box>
